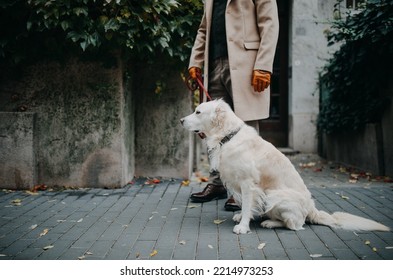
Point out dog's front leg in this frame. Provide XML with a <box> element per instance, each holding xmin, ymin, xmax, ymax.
<box><xmin>233</xmin><ymin>182</ymin><xmax>253</xmax><ymax>234</ymax></box>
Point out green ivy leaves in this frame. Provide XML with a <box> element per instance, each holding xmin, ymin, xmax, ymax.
<box><xmin>318</xmin><ymin>0</ymin><xmax>393</xmax><ymax>134</ymax></box>
<box><xmin>1</xmin><ymin>0</ymin><xmax>203</xmax><ymax>65</ymax></box>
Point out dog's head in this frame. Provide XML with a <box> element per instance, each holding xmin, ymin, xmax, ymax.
<box><xmin>180</xmin><ymin>99</ymin><xmax>238</xmax><ymax>137</ymax></box>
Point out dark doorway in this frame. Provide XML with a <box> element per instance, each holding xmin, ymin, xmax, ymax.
<box><xmin>259</xmin><ymin>0</ymin><xmax>289</xmax><ymax>147</ymax></box>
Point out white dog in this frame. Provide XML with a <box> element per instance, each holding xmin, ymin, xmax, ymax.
<box><xmin>181</xmin><ymin>99</ymin><xmax>390</xmax><ymax>234</ymax></box>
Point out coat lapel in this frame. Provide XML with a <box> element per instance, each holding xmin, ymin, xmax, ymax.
<box><xmin>206</xmin><ymin>0</ymin><xmax>213</xmax><ymax>24</ymax></box>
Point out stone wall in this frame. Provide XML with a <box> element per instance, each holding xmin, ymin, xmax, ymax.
<box><xmin>381</xmin><ymin>82</ymin><xmax>393</xmax><ymax>176</ymax></box>
<box><xmin>288</xmin><ymin>0</ymin><xmax>336</xmax><ymax>152</ymax></box>
<box><xmin>0</xmin><ymin>112</ymin><xmax>36</xmax><ymax>189</ymax></box>
<box><xmin>323</xmin><ymin>124</ymin><xmax>385</xmax><ymax>175</ymax></box>
<box><xmin>0</xmin><ymin>57</ymin><xmax>134</xmax><ymax>189</ymax></box>
<box><xmin>132</xmin><ymin>59</ymin><xmax>192</xmax><ymax>179</ymax></box>
<box><xmin>321</xmin><ymin>81</ymin><xmax>393</xmax><ymax>176</ymax></box>
<box><xmin>0</xmin><ymin>56</ymin><xmax>193</xmax><ymax>189</ymax></box>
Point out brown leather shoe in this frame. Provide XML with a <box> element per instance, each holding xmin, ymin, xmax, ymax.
<box><xmin>190</xmin><ymin>184</ymin><xmax>227</xmax><ymax>203</ymax></box>
<box><xmin>224</xmin><ymin>196</ymin><xmax>241</xmax><ymax>211</ymax></box>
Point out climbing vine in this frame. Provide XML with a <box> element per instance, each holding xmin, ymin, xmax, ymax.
<box><xmin>0</xmin><ymin>0</ymin><xmax>203</xmax><ymax>66</ymax></box>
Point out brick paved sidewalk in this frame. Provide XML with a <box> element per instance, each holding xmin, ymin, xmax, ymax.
<box><xmin>0</xmin><ymin>154</ymin><xmax>392</xmax><ymax>260</ymax></box>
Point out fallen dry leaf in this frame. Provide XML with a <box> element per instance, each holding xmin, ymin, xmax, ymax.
<box><xmin>257</xmin><ymin>243</ymin><xmax>266</xmax><ymax>250</ymax></box>
<box><xmin>78</xmin><ymin>251</ymin><xmax>93</xmax><ymax>260</ymax></box>
<box><xmin>299</xmin><ymin>162</ymin><xmax>316</xmax><ymax>168</ymax></box>
<box><xmin>39</xmin><ymin>229</ymin><xmax>49</xmax><ymax>237</ymax></box>
<box><xmin>11</xmin><ymin>199</ymin><xmax>22</xmax><ymax>206</ymax></box>
<box><xmin>136</xmin><ymin>252</ymin><xmax>141</xmax><ymax>259</ymax></box>
<box><xmin>365</xmin><ymin>240</ymin><xmax>371</xmax><ymax>245</ymax></box>
<box><xmin>179</xmin><ymin>240</ymin><xmax>186</xmax><ymax>245</ymax></box>
<box><xmin>30</xmin><ymin>224</ymin><xmax>38</xmax><ymax>230</ymax></box>
<box><xmin>341</xmin><ymin>195</ymin><xmax>350</xmax><ymax>200</ymax></box>
<box><xmin>385</xmin><ymin>246</ymin><xmax>393</xmax><ymax>249</ymax></box>
<box><xmin>383</xmin><ymin>177</ymin><xmax>393</xmax><ymax>183</ymax></box>
<box><xmin>25</xmin><ymin>190</ymin><xmax>39</xmax><ymax>196</ymax></box>
<box><xmin>2</xmin><ymin>189</ymin><xmax>14</xmax><ymax>194</ymax></box>
<box><xmin>372</xmin><ymin>247</ymin><xmax>378</xmax><ymax>252</ymax></box>
<box><xmin>339</xmin><ymin>167</ymin><xmax>348</xmax><ymax>173</ymax></box>
<box><xmin>200</xmin><ymin>177</ymin><xmax>209</xmax><ymax>183</ymax></box>
<box><xmin>30</xmin><ymin>184</ymin><xmax>47</xmax><ymax>193</ymax></box>
<box><xmin>310</xmin><ymin>254</ymin><xmax>323</xmax><ymax>258</ymax></box>
<box><xmin>208</xmin><ymin>245</ymin><xmax>214</xmax><ymax>249</ymax></box>
<box><xmin>145</xmin><ymin>178</ymin><xmax>161</xmax><ymax>185</ymax></box>
<box><xmin>77</xmin><ymin>218</ymin><xmax>83</xmax><ymax>223</ymax></box>
<box><xmin>187</xmin><ymin>204</ymin><xmax>200</xmax><ymax>209</ymax></box>
<box><xmin>213</xmin><ymin>219</ymin><xmax>226</xmax><ymax>225</ymax></box>
<box><xmin>181</xmin><ymin>180</ymin><xmax>190</xmax><ymax>186</ymax></box>
<box><xmin>43</xmin><ymin>245</ymin><xmax>54</xmax><ymax>250</ymax></box>
<box><xmin>194</xmin><ymin>172</ymin><xmax>209</xmax><ymax>183</ymax></box>
<box><xmin>150</xmin><ymin>250</ymin><xmax>158</xmax><ymax>257</ymax></box>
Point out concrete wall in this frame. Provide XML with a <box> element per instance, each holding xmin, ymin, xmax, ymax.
<box><xmin>133</xmin><ymin>59</ymin><xmax>192</xmax><ymax>179</ymax></box>
<box><xmin>0</xmin><ymin>57</ymin><xmax>134</xmax><ymax>189</ymax></box>
<box><xmin>381</xmin><ymin>81</ymin><xmax>393</xmax><ymax>176</ymax></box>
<box><xmin>321</xmin><ymin>81</ymin><xmax>393</xmax><ymax>176</ymax></box>
<box><xmin>0</xmin><ymin>112</ymin><xmax>36</xmax><ymax>189</ymax></box>
<box><xmin>324</xmin><ymin>124</ymin><xmax>385</xmax><ymax>175</ymax></box>
<box><xmin>289</xmin><ymin>0</ymin><xmax>336</xmax><ymax>152</ymax></box>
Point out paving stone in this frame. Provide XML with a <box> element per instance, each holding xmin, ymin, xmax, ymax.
<box><xmin>35</xmin><ymin>239</ymin><xmax>74</xmax><ymax>260</ymax></box>
<box><xmin>127</xmin><ymin>240</ymin><xmax>156</xmax><ymax>260</ymax></box>
<box><xmin>14</xmin><ymin>247</ymin><xmax>43</xmax><ymax>260</ymax></box>
<box><xmin>87</xmin><ymin>240</ymin><xmax>115</xmax><ymax>258</ymax></box>
<box><xmin>59</xmin><ymin>247</ymin><xmax>88</xmax><ymax>260</ymax></box>
<box><xmin>196</xmin><ymin>233</ymin><xmax>218</xmax><ymax>260</ymax></box>
<box><xmin>1</xmin><ymin>154</ymin><xmax>392</xmax><ymax>260</ymax></box>
<box><xmin>285</xmin><ymin>248</ymin><xmax>311</xmax><ymax>260</ymax></box>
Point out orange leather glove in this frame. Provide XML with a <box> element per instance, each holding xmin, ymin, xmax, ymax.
<box><xmin>189</xmin><ymin>67</ymin><xmax>202</xmax><ymax>80</ymax></box>
<box><xmin>251</xmin><ymin>70</ymin><xmax>271</xmax><ymax>92</ymax></box>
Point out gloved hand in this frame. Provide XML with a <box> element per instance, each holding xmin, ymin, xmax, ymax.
<box><xmin>189</xmin><ymin>67</ymin><xmax>202</xmax><ymax>80</ymax></box>
<box><xmin>251</xmin><ymin>70</ymin><xmax>271</xmax><ymax>92</ymax></box>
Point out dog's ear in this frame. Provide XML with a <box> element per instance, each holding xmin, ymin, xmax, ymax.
<box><xmin>212</xmin><ymin>100</ymin><xmax>226</xmax><ymax>129</ymax></box>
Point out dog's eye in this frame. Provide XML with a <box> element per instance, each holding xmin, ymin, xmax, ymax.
<box><xmin>195</xmin><ymin>110</ymin><xmax>201</xmax><ymax>115</ymax></box>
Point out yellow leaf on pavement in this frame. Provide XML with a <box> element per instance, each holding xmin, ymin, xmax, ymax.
<box><xmin>39</xmin><ymin>229</ymin><xmax>49</xmax><ymax>237</ymax></box>
<box><xmin>213</xmin><ymin>219</ymin><xmax>226</xmax><ymax>225</ymax></box>
<box><xmin>11</xmin><ymin>199</ymin><xmax>22</xmax><ymax>206</ymax></box>
<box><xmin>150</xmin><ymin>250</ymin><xmax>158</xmax><ymax>257</ymax></box>
<box><xmin>181</xmin><ymin>180</ymin><xmax>190</xmax><ymax>186</ymax></box>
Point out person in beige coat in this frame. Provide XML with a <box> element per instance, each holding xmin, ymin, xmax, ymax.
<box><xmin>188</xmin><ymin>0</ymin><xmax>279</xmax><ymax>210</ymax></box>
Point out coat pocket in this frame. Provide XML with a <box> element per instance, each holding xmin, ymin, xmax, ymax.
<box><xmin>244</xmin><ymin>41</ymin><xmax>260</xmax><ymax>50</ymax></box>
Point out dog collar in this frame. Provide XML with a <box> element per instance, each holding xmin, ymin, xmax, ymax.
<box><xmin>208</xmin><ymin>125</ymin><xmax>243</xmax><ymax>160</ymax></box>
<box><xmin>207</xmin><ymin>126</ymin><xmax>243</xmax><ymax>172</ymax></box>
<box><xmin>219</xmin><ymin>125</ymin><xmax>243</xmax><ymax>146</ymax></box>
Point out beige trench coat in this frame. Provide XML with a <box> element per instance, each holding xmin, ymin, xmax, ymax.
<box><xmin>189</xmin><ymin>0</ymin><xmax>279</xmax><ymax>121</ymax></box>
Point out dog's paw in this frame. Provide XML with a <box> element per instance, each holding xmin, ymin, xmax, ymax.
<box><xmin>233</xmin><ymin>224</ymin><xmax>250</xmax><ymax>234</ymax></box>
<box><xmin>261</xmin><ymin>219</ymin><xmax>284</xmax><ymax>229</ymax></box>
<box><xmin>233</xmin><ymin>213</ymin><xmax>242</xmax><ymax>223</ymax></box>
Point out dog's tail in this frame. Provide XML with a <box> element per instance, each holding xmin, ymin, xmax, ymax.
<box><xmin>308</xmin><ymin>207</ymin><xmax>390</xmax><ymax>232</ymax></box>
